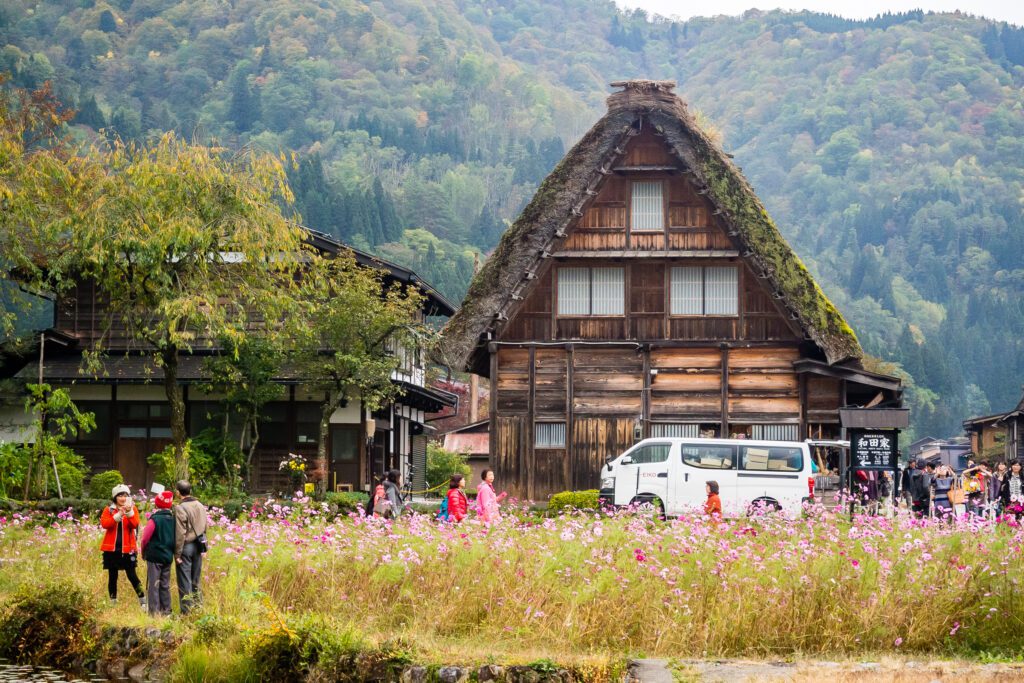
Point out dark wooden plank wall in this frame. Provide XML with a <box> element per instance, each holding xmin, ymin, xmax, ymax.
<box><xmin>492</xmin><ymin>344</ymin><xmax>819</xmax><ymax>497</ymax></box>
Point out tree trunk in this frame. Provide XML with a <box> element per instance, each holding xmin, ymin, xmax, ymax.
<box><xmin>162</xmin><ymin>350</ymin><xmax>189</xmax><ymax>482</ymax></box>
<box><xmin>315</xmin><ymin>401</ymin><xmax>334</xmax><ymax>496</ymax></box>
<box><xmin>223</xmin><ymin>410</ymin><xmax>235</xmax><ymax>498</ymax></box>
<box><xmin>246</xmin><ymin>417</ymin><xmax>261</xmax><ymax>491</ymax></box>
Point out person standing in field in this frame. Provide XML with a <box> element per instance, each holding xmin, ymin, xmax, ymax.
<box><xmin>445</xmin><ymin>474</ymin><xmax>469</xmax><ymax>522</ymax></box>
<box><xmin>990</xmin><ymin>461</ymin><xmax>1008</xmax><ymax>517</ymax></box>
<box><xmin>932</xmin><ymin>464</ymin><xmax>955</xmax><ymax>519</ymax></box>
<box><xmin>476</xmin><ymin>469</ymin><xmax>507</xmax><ymax>523</ymax></box>
<box><xmin>1000</xmin><ymin>461</ymin><xmax>1024</xmax><ymax>520</ymax></box>
<box><xmin>100</xmin><ymin>484</ymin><xmax>146</xmax><ymax>607</ymax></box>
<box><xmin>704</xmin><ymin>480</ymin><xmax>722</xmax><ymax>519</ymax></box>
<box><xmin>908</xmin><ymin>459</ymin><xmax>932</xmax><ymax>518</ymax></box>
<box><xmin>900</xmin><ymin>460</ymin><xmax>916</xmax><ymax>510</ymax></box>
<box><xmin>173</xmin><ymin>480</ymin><xmax>208</xmax><ymax>614</ymax></box>
<box><xmin>140</xmin><ymin>490</ymin><xmax>175</xmax><ymax>616</ymax></box>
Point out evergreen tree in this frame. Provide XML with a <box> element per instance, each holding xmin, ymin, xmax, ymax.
<box><xmin>73</xmin><ymin>94</ymin><xmax>106</xmax><ymax>129</ymax></box>
<box><xmin>98</xmin><ymin>9</ymin><xmax>117</xmax><ymax>33</ymax></box>
<box><xmin>228</xmin><ymin>68</ymin><xmax>260</xmax><ymax>133</ymax></box>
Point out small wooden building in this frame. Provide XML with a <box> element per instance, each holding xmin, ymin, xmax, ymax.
<box><xmin>964</xmin><ymin>390</ymin><xmax>1024</xmax><ymax>463</ymax></box>
<box><xmin>442</xmin><ymin>81</ymin><xmax>902</xmax><ymax>499</ymax></box>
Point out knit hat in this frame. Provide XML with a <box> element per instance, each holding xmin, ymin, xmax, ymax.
<box><xmin>111</xmin><ymin>484</ymin><xmax>131</xmax><ymax>500</ymax></box>
<box><xmin>154</xmin><ymin>491</ymin><xmax>173</xmax><ymax>509</ymax></box>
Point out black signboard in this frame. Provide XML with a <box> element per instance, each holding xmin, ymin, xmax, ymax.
<box><xmin>849</xmin><ymin>429</ymin><xmax>899</xmax><ymax>470</ymax></box>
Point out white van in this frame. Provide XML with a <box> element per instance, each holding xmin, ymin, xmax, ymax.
<box><xmin>598</xmin><ymin>438</ymin><xmax>815</xmax><ymax>517</ymax></box>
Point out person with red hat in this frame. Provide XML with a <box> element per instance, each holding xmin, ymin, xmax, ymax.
<box><xmin>140</xmin><ymin>490</ymin><xmax>175</xmax><ymax>616</ymax></box>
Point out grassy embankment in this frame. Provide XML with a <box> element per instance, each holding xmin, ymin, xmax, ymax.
<box><xmin>1</xmin><ymin>502</ymin><xmax>1023</xmax><ymax>680</ymax></box>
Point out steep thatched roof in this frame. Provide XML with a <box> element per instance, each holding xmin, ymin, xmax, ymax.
<box><xmin>442</xmin><ymin>80</ymin><xmax>862</xmax><ymax>374</ymax></box>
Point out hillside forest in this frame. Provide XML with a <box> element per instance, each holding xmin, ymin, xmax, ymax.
<box><xmin>2</xmin><ymin>0</ymin><xmax>1024</xmax><ymax>440</ymax></box>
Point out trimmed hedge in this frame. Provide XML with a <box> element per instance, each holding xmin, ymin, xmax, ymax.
<box><xmin>548</xmin><ymin>490</ymin><xmax>599</xmax><ymax>513</ymax></box>
<box><xmin>87</xmin><ymin>470</ymin><xmax>123</xmax><ymax>499</ymax></box>
<box><xmin>323</xmin><ymin>491</ymin><xmax>369</xmax><ymax>515</ymax></box>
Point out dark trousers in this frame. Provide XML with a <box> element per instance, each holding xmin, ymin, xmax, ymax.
<box><xmin>176</xmin><ymin>542</ymin><xmax>203</xmax><ymax>614</ymax></box>
<box><xmin>107</xmin><ymin>566</ymin><xmax>143</xmax><ymax>600</ymax></box>
<box><xmin>146</xmin><ymin>562</ymin><xmax>172</xmax><ymax>616</ymax></box>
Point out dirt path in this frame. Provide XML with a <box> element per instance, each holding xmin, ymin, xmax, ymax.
<box><xmin>636</xmin><ymin>658</ymin><xmax>1024</xmax><ymax>682</ymax></box>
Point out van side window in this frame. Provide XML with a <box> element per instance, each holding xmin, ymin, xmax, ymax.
<box><xmin>681</xmin><ymin>445</ymin><xmax>735</xmax><ymax>469</ymax></box>
<box><xmin>741</xmin><ymin>446</ymin><xmax>804</xmax><ymax>471</ymax></box>
<box><xmin>629</xmin><ymin>444</ymin><xmax>671</xmax><ymax>464</ymax></box>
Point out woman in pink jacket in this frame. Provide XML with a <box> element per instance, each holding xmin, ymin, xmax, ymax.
<box><xmin>476</xmin><ymin>469</ymin><xmax>507</xmax><ymax>523</ymax></box>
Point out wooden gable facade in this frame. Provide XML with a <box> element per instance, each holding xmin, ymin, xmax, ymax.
<box><xmin>443</xmin><ymin>81</ymin><xmax>902</xmax><ymax>500</ymax></box>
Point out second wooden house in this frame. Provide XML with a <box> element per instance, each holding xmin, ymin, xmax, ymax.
<box><xmin>442</xmin><ymin>80</ymin><xmax>902</xmax><ymax>500</ymax></box>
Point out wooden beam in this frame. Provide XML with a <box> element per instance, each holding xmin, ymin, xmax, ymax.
<box><xmin>527</xmin><ymin>346</ymin><xmax>536</xmax><ymax>500</ymax></box>
<box><xmin>642</xmin><ymin>345</ymin><xmax>651</xmax><ymax>438</ymax></box>
<box><xmin>720</xmin><ymin>344</ymin><xmax>729</xmax><ymax>438</ymax></box>
<box><xmin>566</xmin><ymin>344</ymin><xmax>575</xmax><ymax>491</ymax></box>
<box><xmin>799</xmin><ymin>372</ymin><xmax>808</xmax><ymax>440</ymax></box>
<box><xmin>553</xmin><ymin>250</ymin><xmax>739</xmax><ymax>259</ymax></box>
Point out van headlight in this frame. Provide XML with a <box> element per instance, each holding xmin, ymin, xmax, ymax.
<box><xmin>601</xmin><ymin>477</ymin><xmax>615</xmax><ymax>489</ymax></box>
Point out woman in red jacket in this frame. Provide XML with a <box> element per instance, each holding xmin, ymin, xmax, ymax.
<box><xmin>704</xmin><ymin>480</ymin><xmax>722</xmax><ymax>519</ymax></box>
<box><xmin>100</xmin><ymin>484</ymin><xmax>145</xmax><ymax>606</ymax></box>
<box><xmin>446</xmin><ymin>474</ymin><xmax>469</xmax><ymax>522</ymax></box>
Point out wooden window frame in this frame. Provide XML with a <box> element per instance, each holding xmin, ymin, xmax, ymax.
<box><xmin>668</xmin><ymin>263</ymin><xmax>740</xmax><ymax>319</ymax></box>
<box><xmin>554</xmin><ymin>265</ymin><xmax>625</xmax><ymax>318</ymax></box>
<box><xmin>629</xmin><ymin>179</ymin><xmax>666</xmax><ymax>233</ymax></box>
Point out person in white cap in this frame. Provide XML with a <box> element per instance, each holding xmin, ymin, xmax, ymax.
<box><xmin>99</xmin><ymin>483</ymin><xmax>145</xmax><ymax>607</ymax></box>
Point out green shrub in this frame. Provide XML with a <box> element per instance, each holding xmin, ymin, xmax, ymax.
<box><xmin>88</xmin><ymin>470</ymin><xmax>123</xmax><ymax>499</ymax></box>
<box><xmin>0</xmin><ymin>582</ymin><xmax>97</xmax><ymax>669</ymax></box>
<box><xmin>53</xmin><ymin>461</ymin><xmax>85</xmax><ymax>498</ymax></box>
<box><xmin>425</xmin><ymin>442</ymin><xmax>471</xmax><ymax>489</ymax></box>
<box><xmin>548</xmin><ymin>490</ymin><xmax>599</xmax><ymax>513</ymax></box>
<box><xmin>221</xmin><ymin>498</ymin><xmax>251</xmax><ymax>521</ymax></box>
<box><xmin>323</xmin><ymin>491</ymin><xmax>369</xmax><ymax>515</ymax></box>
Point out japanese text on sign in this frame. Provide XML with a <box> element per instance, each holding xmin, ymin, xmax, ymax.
<box><xmin>850</xmin><ymin>429</ymin><xmax>899</xmax><ymax>470</ymax></box>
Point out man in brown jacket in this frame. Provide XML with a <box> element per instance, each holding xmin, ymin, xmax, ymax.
<box><xmin>173</xmin><ymin>480</ymin><xmax>208</xmax><ymax>614</ymax></box>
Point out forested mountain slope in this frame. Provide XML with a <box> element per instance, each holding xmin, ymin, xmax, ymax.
<box><xmin>3</xmin><ymin>0</ymin><xmax>1023</xmax><ymax>439</ymax></box>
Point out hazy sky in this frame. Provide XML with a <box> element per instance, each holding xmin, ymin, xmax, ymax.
<box><xmin>615</xmin><ymin>1</ymin><xmax>1024</xmax><ymax>26</ymax></box>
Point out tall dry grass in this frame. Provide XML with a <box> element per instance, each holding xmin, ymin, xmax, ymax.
<box><xmin>1</xmin><ymin>503</ymin><xmax>1023</xmax><ymax>669</ymax></box>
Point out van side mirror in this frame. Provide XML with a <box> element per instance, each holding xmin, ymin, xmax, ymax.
<box><xmin>620</xmin><ymin>456</ymin><xmax>633</xmax><ymax>465</ymax></box>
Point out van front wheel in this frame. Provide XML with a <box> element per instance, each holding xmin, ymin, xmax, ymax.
<box><xmin>746</xmin><ymin>498</ymin><xmax>782</xmax><ymax>516</ymax></box>
<box><xmin>633</xmin><ymin>496</ymin><xmax>666</xmax><ymax>521</ymax></box>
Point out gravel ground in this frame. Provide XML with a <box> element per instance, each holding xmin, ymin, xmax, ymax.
<box><xmin>664</xmin><ymin>658</ymin><xmax>1024</xmax><ymax>682</ymax></box>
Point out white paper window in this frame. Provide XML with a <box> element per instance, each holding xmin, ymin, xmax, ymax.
<box><xmin>751</xmin><ymin>424</ymin><xmax>799</xmax><ymax>441</ymax></box>
<box><xmin>670</xmin><ymin>266</ymin><xmax>738</xmax><ymax>316</ymax></box>
<box><xmin>557</xmin><ymin>267</ymin><xmax>590</xmax><ymax>315</ymax></box>
<box><xmin>705</xmin><ymin>266</ymin><xmax>738</xmax><ymax>315</ymax></box>
<box><xmin>670</xmin><ymin>267</ymin><xmax>702</xmax><ymax>315</ymax></box>
<box><xmin>535</xmin><ymin>422</ymin><xmax>566</xmax><ymax>448</ymax></box>
<box><xmin>650</xmin><ymin>423</ymin><xmax>700</xmax><ymax>438</ymax></box>
<box><xmin>591</xmin><ymin>267</ymin><xmax>624</xmax><ymax>315</ymax></box>
<box><xmin>631</xmin><ymin>181</ymin><xmax>664</xmax><ymax>231</ymax></box>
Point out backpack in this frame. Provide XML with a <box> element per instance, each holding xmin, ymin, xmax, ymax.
<box><xmin>437</xmin><ymin>495</ymin><xmax>450</xmax><ymax>522</ymax></box>
<box><xmin>910</xmin><ymin>470</ymin><xmax>931</xmax><ymax>502</ymax></box>
<box><xmin>372</xmin><ymin>484</ymin><xmax>392</xmax><ymax>518</ymax></box>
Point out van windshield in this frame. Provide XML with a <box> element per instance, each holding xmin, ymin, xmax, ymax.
<box><xmin>681</xmin><ymin>444</ymin><xmax>735</xmax><ymax>470</ymax></box>
<box><xmin>740</xmin><ymin>446</ymin><xmax>804</xmax><ymax>472</ymax></box>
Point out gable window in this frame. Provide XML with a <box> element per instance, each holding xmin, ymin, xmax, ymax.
<box><xmin>670</xmin><ymin>266</ymin><xmax>738</xmax><ymax>316</ymax></box>
<box><xmin>535</xmin><ymin>422</ymin><xmax>566</xmax><ymax>448</ymax></box>
<box><xmin>631</xmin><ymin>181</ymin><xmax>663</xmax><ymax>231</ymax></box>
<box><xmin>557</xmin><ymin>267</ymin><xmax>624</xmax><ymax>315</ymax></box>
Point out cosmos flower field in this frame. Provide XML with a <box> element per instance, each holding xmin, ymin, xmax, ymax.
<box><xmin>1</xmin><ymin>499</ymin><xmax>1023</xmax><ymax>677</ymax></box>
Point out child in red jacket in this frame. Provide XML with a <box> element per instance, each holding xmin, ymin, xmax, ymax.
<box><xmin>100</xmin><ymin>484</ymin><xmax>145</xmax><ymax>606</ymax></box>
<box><xmin>446</xmin><ymin>474</ymin><xmax>469</xmax><ymax>522</ymax></box>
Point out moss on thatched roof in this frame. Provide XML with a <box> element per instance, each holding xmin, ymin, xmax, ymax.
<box><xmin>441</xmin><ymin>80</ymin><xmax>862</xmax><ymax>373</ymax></box>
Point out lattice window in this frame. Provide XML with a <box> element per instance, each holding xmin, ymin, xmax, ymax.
<box><xmin>535</xmin><ymin>422</ymin><xmax>567</xmax><ymax>448</ymax></box>
<box><xmin>631</xmin><ymin>181</ymin><xmax>664</xmax><ymax>231</ymax></box>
